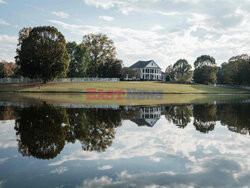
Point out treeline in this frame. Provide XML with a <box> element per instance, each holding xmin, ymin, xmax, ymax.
<box><xmin>166</xmin><ymin>54</ymin><xmax>250</xmax><ymax>85</ymax></box>
<box><xmin>1</xmin><ymin>26</ymin><xmax>124</xmax><ymax>83</ymax></box>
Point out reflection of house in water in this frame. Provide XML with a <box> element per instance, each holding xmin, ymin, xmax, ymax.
<box><xmin>129</xmin><ymin>107</ymin><xmax>162</xmax><ymax>127</ymax></box>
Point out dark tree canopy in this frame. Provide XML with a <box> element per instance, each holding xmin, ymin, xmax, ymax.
<box><xmin>98</xmin><ymin>59</ymin><xmax>123</xmax><ymax>78</ymax></box>
<box><xmin>222</xmin><ymin>54</ymin><xmax>250</xmax><ymax>85</ymax></box>
<box><xmin>15</xmin><ymin>104</ymin><xmax>69</xmax><ymax>159</ymax></box>
<box><xmin>16</xmin><ymin>26</ymin><xmax>70</xmax><ymax>83</ymax></box>
<box><xmin>194</xmin><ymin>66</ymin><xmax>218</xmax><ymax>84</ymax></box>
<box><xmin>173</xmin><ymin>59</ymin><xmax>192</xmax><ymax>82</ymax></box>
<box><xmin>194</xmin><ymin>55</ymin><xmax>216</xmax><ymax>68</ymax></box>
<box><xmin>216</xmin><ymin>62</ymin><xmax>227</xmax><ymax>84</ymax></box>
<box><xmin>165</xmin><ymin>59</ymin><xmax>192</xmax><ymax>82</ymax></box>
<box><xmin>66</xmin><ymin>42</ymin><xmax>89</xmax><ymax>77</ymax></box>
<box><xmin>193</xmin><ymin>55</ymin><xmax>217</xmax><ymax>84</ymax></box>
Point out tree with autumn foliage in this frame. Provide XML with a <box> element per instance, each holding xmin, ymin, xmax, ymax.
<box><xmin>0</xmin><ymin>60</ymin><xmax>19</xmax><ymax>78</ymax></box>
<box><xmin>81</xmin><ymin>33</ymin><xmax>117</xmax><ymax>77</ymax></box>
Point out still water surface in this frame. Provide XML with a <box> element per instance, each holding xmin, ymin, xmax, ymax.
<box><xmin>0</xmin><ymin>99</ymin><xmax>250</xmax><ymax>187</ymax></box>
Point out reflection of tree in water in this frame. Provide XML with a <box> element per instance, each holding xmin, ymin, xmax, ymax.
<box><xmin>15</xmin><ymin>104</ymin><xmax>69</xmax><ymax>159</ymax></box>
<box><xmin>193</xmin><ymin>104</ymin><xmax>217</xmax><ymax>133</ymax></box>
<box><xmin>165</xmin><ymin>105</ymin><xmax>193</xmax><ymax>128</ymax></box>
<box><xmin>218</xmin><ymin>103</ymin><xmax>250</xmax><ymax>135</ymax></box>
<box><xmin>11</xmin><ymin>102</ymin><xmax>250</xmax><ymax>160</ymax></box>
<box><xmin>66</xmin><ymin>108</ymin><xmax>122</xmax><ymax>152</ymax></box>
<box><xmin>0</xmin><ymin>106</ymin><xmax>17</xmax><ymax>121</ymax></box>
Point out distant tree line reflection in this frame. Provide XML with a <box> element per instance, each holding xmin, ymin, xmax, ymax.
<box><xmin>0</xmin><ymin>102</ymin><xmax>249</xmax><ymax>159</ymax></box>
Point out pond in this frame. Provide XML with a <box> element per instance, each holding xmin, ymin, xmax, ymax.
<box><xmin>0</xmin><ymin>97</ymin><xmax>250</xmax><ymax>187</ymax></box>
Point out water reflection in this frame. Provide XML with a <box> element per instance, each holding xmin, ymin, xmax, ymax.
<box><xmin>15</xmin><ymin>104</ymin><xmax>69</xmax><ymax>159</ymax></box>
<box><xmin>0</xmin><ymin>102</ymin><xmax>249</xmax><ymax>160</ymax></box>
<box><xmin>66</xmin><ymin>108</ymin><xmax>122</xmax><ymax>152</ymax></box>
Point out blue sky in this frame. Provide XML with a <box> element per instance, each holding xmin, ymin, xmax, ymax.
<box><xmin>1</xmin><ymin>0</ymin><xmax>250</xmax><ymax>69</ymax></box>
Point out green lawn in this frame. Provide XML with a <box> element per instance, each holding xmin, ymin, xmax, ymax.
<box><xmin>0</xmin><ymin>81</ymin><xmax>249</xmax><ymax>106</ymax></box>
<box><xmin>1</xmin><ymin>92</ymin><xmax>250</xmax><ymax>106</ymax></box>
<box><xmin>0</xmin><ymin>81</ymin><xmax>249</xmax><ymax>94</ymax></box>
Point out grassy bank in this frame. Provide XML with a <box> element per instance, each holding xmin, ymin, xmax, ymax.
<box><xmin>0</xmin><ymin>81</ymin><xmax>249</xmax><ymax>94</ymax></box>
<box><xmin>0</xmin><ymin>92</ymin><xmax>250</xmax><ymax>106</ymax></box>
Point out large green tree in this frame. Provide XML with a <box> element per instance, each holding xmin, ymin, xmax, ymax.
<box><xmin>193</xmin><ymin>66</ymin><xmax>218</xmax><ymax>84</ymax></box>
<box><xmin>173</xmin><ymin>59</ymin><xmax>192</xmax><ymax>82</ymax></box>
<box><xmin>165</xmin><ymin>59</ymin><xmax>192</xmax><ymax>82</ymax></box>
<box><xmin>223</xmin><ymin>54</ymin><xmax>250</xmax><ymax>85</ymax></box>
<box><xmin>16</xmin><ymin>26</ymin><xmax>69</xmax><ymax>83</ymax></box>
<box><xmin>194</xmin><ymin>55</ymin><xmax>216</xmax><ymax>68</ymax></box>
<box><xmin>66</xmin><ymin>42</ymin><xmax>89</xmax><ymax>77</ymax></box>
<box><xmin>82</xmin><ymin>33</ymin><xmax>116</xmax><ymax>77</ymax></box>
<box><xmin>98</xmin><ymin>59</ymin><xmax>123</xmax><ymax>78</ymax></box>
<box><xmin>193</xmin><ymin>55</ymin><xmax>218</xmax><ymax>84</ymax></box>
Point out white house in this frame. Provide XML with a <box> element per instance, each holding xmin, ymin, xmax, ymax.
<box><xmin>129</xmin><ymin>60</ymin><xmax>162</xmax><ymax>80</ymax></box>
<box><xmin>130</xmin><ymin>107</ymin><xmax>161</xmax><ymax>127</ymax></box>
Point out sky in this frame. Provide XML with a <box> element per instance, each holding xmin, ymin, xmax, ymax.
<box><xmin>0</xmin><ymin>0</ymin><xmax>250</xmax><ymax>70</ymax></box>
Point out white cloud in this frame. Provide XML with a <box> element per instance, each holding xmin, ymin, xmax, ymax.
<box><xmin>49</xmin><ymin>18</ymin><xmax>250</xmax><ymax>69</ymax></box>
<box><xmin>150</xmin><ymin>24</ymin><xmax>164</xmax><ymax>31</ymax></box>
<box><xmin>0</xmin><ymin>158</ymin><xmax>8</xmax><ymax>164</ymax></box>
<box><xmin>0</xmin><ymin>18</ymin><xmax>9</xmax><ymax>25</ymax></box>
<box><xmin>52</xmin><ymin>11</ymin><xmax>69</xmax><ymax>19</ymax></box>
<box><xmin>99</xmin><ymin>16</ymin><xmax>114</xmax><ymax>22</ymax></box>
<box><xmin>0</xmin><ymin>35</ymin><xmax>17</xmax><ymax>62</ymax></box>
<box><xmin>0</xmin><ymin>120</ymin><xmax>17</xmax><ymax>148</ymax></box>
<box><xmin>50</xmin><ymin>167</ymin><xmax>68</xmax><ymax>175</ymax></box>
<box><xmin>0</xmin><ymin>0</ymin><xmax>7</xmax><ymax>4</ymax></box>
<box><xmin>98</xmin><ymin>165</ymin><xmax>113</xmax><ymax>170</ymax></box>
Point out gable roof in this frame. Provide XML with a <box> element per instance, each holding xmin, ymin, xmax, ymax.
<box><xmin>129</xmin><ymin>60</ymin><xmax>160</xmax><ymax>69</ymax></box>
<box><xmin>130</xmin><ymin>118</ymin><xmax>159</xmax><ymax>127</ymax></box>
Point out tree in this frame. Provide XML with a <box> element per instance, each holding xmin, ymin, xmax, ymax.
<box><xmin>193</xmin><ymin>55</ymin><xmax>218</xmax><ymax>84</ymax></box>
<box><xmin>82</xmin><ymin>34</ymin><xmax>116</xmax><ymax>77</ymax></box>
<box><xmin>193</xmin><ymin>66</ymin><xmax>218</xmax><ymax>84</ymax></box>
<box><xmin>0</xmin><ymin>60</ymin><xmax>18</xmax><ymax>78</ymax></box>
<box><xmin>172</xmin><ymin>59</ymin><xmax>192</xmax><ymax>82</ymax></box>
<box><xmin>121</xmin><ymin>67</ymin><xmax>140</xmax><ymax>80</ymax></box>
<box><xmin>98</xmin><ymin>59</ymin><xmax>123</xmax><ymax>78</ymax></box>
<box><xmin>165</xmin><ymin>65</ymin><xmax>175</xmax><ymax>81</ymax></box>
<box><xmin>223</xmin><ymin>54</ymin><xmax>250</xmax><ymax>85</ymax></box>
<box><xmin>194</xmin><ymin>55</ymin><xmax>216</xmax><ymax>68</ymax></box>
<box><xmin>216</xmin><ymin>62</ymin><xmax>227</xmax><ymax>84</ymax></box>
<box><xmin>66</xmin><ymin>42</ymin><xmax>89</xmax><ymax>77</ymax></box>
<box><xmin>16</xmin><ymin>26</ymin><xmax>70</xmax><ymax>83</ymax></box>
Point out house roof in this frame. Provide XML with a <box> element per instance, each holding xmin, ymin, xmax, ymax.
<box><xmin>130</xmin><ymin>118</ymin><xmax>159</xmax><ymax>127</ymax></box>
<box><xmin>129</xmin><ymin>60</ymin><xmax>160</xmax><ymax>69</ymax></box>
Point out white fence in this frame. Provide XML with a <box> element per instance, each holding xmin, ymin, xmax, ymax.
<box><xmin>215</xmin><ymin>84</ymin><xmax>250</xmax><ymax>90</ymax></box>
<box><xmin>0</xmin><ymin>77</ymin><xmax>120</xmax><ymax>84</ymax></box>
